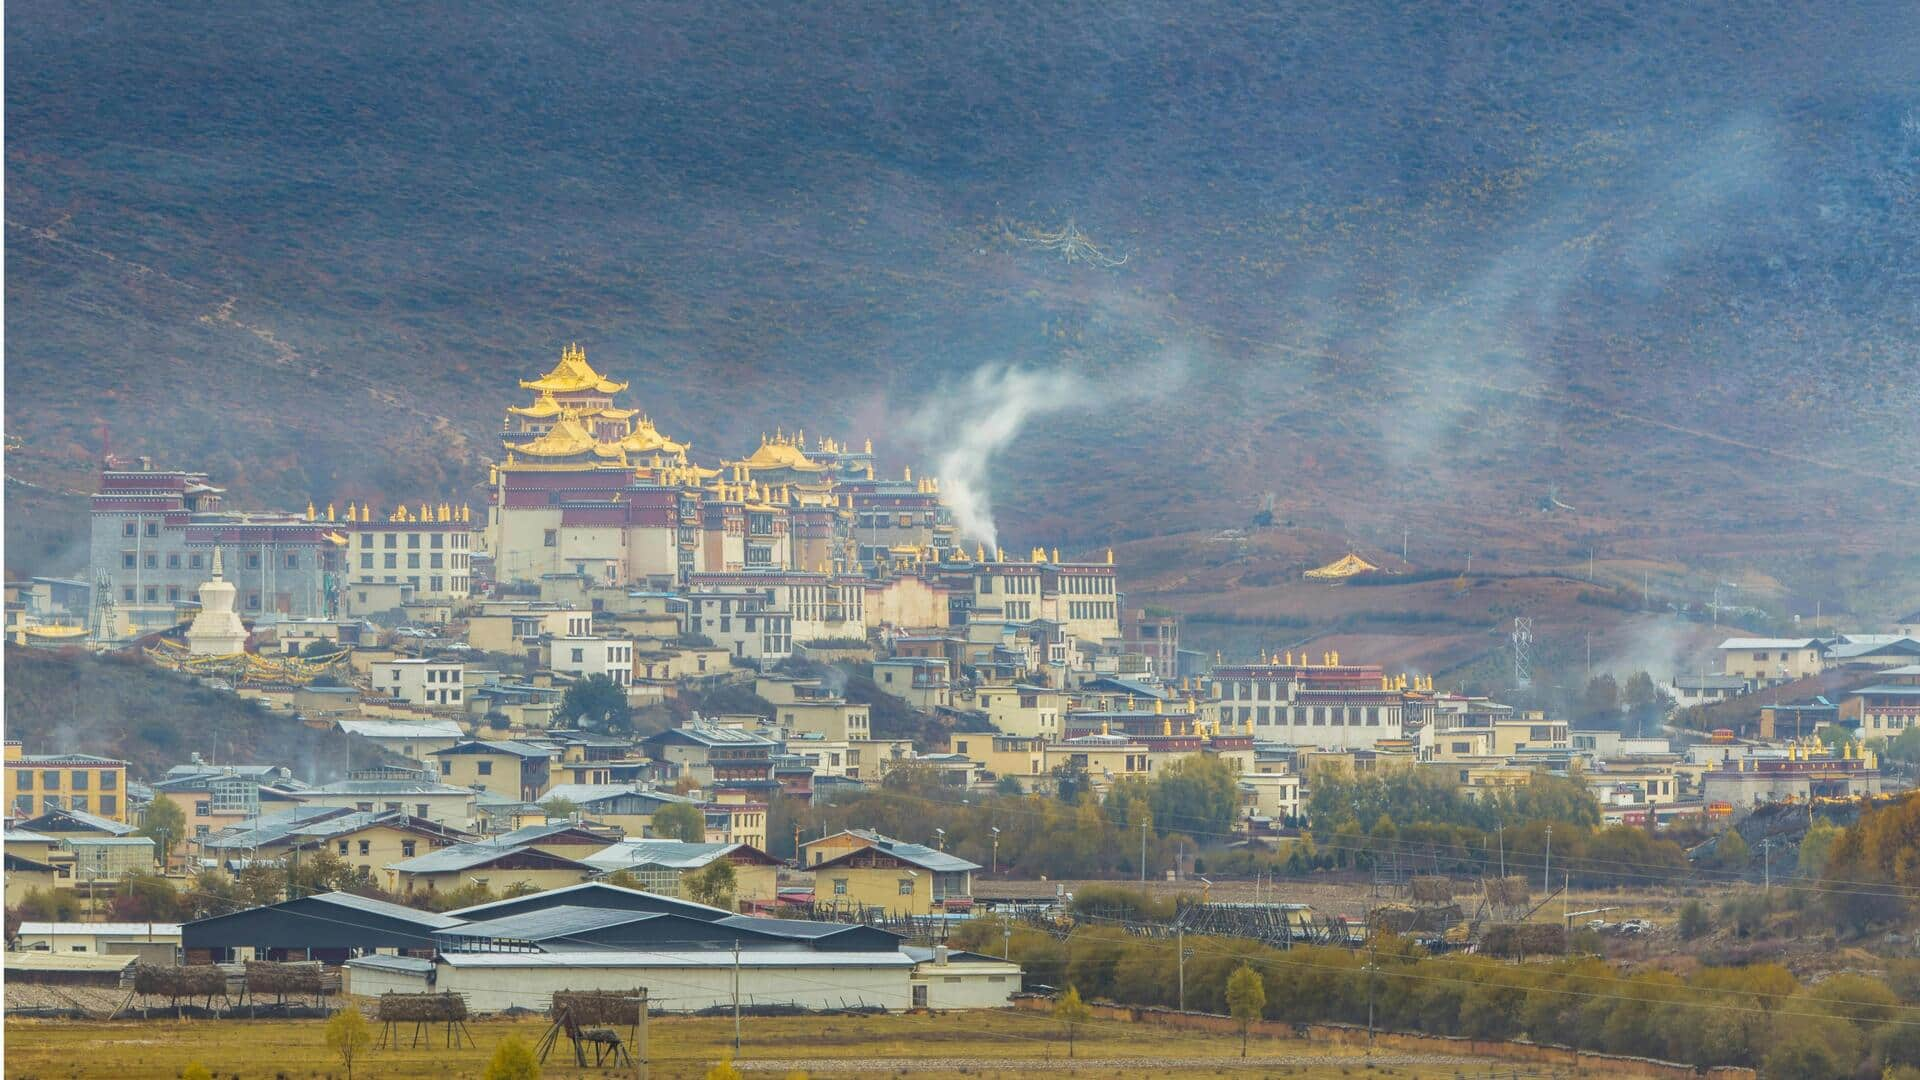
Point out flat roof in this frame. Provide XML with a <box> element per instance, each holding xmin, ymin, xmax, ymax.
<box><xmin>18</xmin><ymin>922</ymin><xmax>182</xmax><ymax>936</ymax></box>
<box><xmin>438</xmin><ymin>949</ymin><xmax>914</xmax><ymax>969</ymax></box>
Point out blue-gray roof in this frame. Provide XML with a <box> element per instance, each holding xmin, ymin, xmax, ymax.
<box><xmin>345</xmin><ymin>954</ymin><xmax>435</xmax><ymax>975</ymax></box>
<box><xmin>386</xmin><ymin>842</ymin><xmax>590</xmax><ymax>875</ymax></box>
<box><xmin>435</xmin><ymin>904</ymin><xmax>661</xmax><ymax>944</ymax></box>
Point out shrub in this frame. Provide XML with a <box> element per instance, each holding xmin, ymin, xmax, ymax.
<box><xmin>482</xmin><ymin>1035</ymin><xmax>540</xmax><ymax>1080</ymax></box>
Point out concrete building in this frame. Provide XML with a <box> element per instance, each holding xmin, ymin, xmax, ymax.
<box><xmin>334</xmin><ymin>720</ymin><xmax>468</xmax><ymax>769</ymax></box>
<box><xmin>64</xmin><ymin>836</ymin><xmax>155</xmax><ymax>881</ymax></box>
<box><xmin>547</xmin><ymin>636</ymin><xmax>634</xmax><ymax>686</ymax></box>
<box><xmin>1668</xmin><ymin>673</ymin><xmax>1751</xmax><ymax>709</ymax></box>
<box><xmin>370</xmin><ymin>659</ymin><xmax>466</xmax><ymax>708</ymax></box>
<box><xmin>1206</xmin><ymin>656</ymin><xmax>1406</xmax><ymax>750</ymax></box>
<box><xmin>341</xmin><ymin>509</ymin><xmax>476</xmax><ymax>603</ymax></box>
<box><xmin>16</xmin><ymin>921</ymin><xmax>182</xmax><ymax>959</ymax></box>
<box><xmin>872</xmin><ymin>657</ymin><xmax>951</xmax><ymax>709</ymax></box>
<box><xmin>1843</xmin><ymin>683</ymin><xmax>1920</xmax><ymax>737</ymax></box>
<box><xmin>582</xmin><ymin>839</ymin><xmax>781</xmax><ymax>906</ymax></box>
<box><xmin>1717</xmin><ymin>638</ymin><xmax>1827</xmax><ymax>685</ymax></box>
<box><xmin>293</xmin><ymin>773</ymin><xmax>480</xmax><ymax>829</ymax></box>
<box><xmin>467</xmin><ymin>606</ymin><xmax>595</xmax><ymax>654</ymax></box>
<box><xmin>806</xmin><ymin>830</ymin><xmax>979</xmax><ymax>916</ymax></box>
<box><xmin>4</xmin><ymin>746</ymin><xmax>132</xmax><ymax>822</ymax></box>
<box><xmin>432</xmin><ymin>740</ymin><xmax>557</xmax><ymax>801</ymax></box>
<box><xmin>385</xmin><ymin>842</ymin><xmax>595</xmax><ymax>897</ymax></box>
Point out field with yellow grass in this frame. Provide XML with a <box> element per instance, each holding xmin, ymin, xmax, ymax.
<box><xmin>4</xmin><ymin>1009</ymin><xmax>1536</xmax><ymax>1079</ymax></box>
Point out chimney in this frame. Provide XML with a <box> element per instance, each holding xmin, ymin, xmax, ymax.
<box><xmin>934</xmin><ymin>945</ymin><xmax>949</xmax><ymax>966</ymax></box>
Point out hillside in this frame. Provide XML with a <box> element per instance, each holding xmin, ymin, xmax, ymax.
<box><xmin>2</xmin><ymin>646</ymin><xmax>378</xmax><ymax>784</ymax></box>
<box><xmin>8</xmin><ymin>2</ymin><xmax>1920</xmax><ymax>627</ymax></box>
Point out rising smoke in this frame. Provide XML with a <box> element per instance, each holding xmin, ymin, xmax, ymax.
<box><xmin>909</xmin><ymin>355</ymin><xmax>1190</xmax><ymax>551</ymax></box>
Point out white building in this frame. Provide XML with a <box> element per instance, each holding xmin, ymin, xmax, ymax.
<box><xmin>16</xmin><ymin>921</ymin><xmax>181</xmax><ymax>956</ymax></box>
<box><xmin>334</xmin><ymin>720</ymin><xmax>468</xmax><ymax>767</ymax></box>
<box><xmin>548</xmin><ymin>637</ymin><xmax>634</xmax><ymax>686</ymax></box>
<box><xmin>370</xmin><ymin>659</ymin><xmax>466</xmax><ymax>707</ymax></box>
<box><xmin>1717</xmin><ymin>638</ymin><xmax>1827</xmax><ymax>686</ymax></box>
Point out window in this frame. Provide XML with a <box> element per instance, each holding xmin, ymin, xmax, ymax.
<box><xmin>195</xmin><ymin>801</ymin><xmax>211</xmax><ymax>817</ymax></box>
<box><xmin>358</xmin><ymin>840</ymin><xmax>371</xmax><ymax>856</ymax></box>
<box><xmin>246</xmin><ymin>553</ymin><xmax>261</xmax><ymax>569</ymax></box>
<box><xmin>123</xmin><ymin>521</ymin><xmax>138</xmax><ymax>538</ymax></box>
<box><xmin>246</xmin><ymin>593</ymin><xmax>261</xmax><ymax>610</ymax></box>
<box><xmin>338</xmin><ymin>841</ymin><xmax>350</xmax><ymax>855</ymax></box>
<box><xmin>14</xmin><ymin>795</ymin><xmax>32</xmax><ymax>814</ymax></box>
<box><xmin>407</xmin><ymin>553</ymin><xmax>420</xmax><ymax>569</ymax></box>
<box><xmin>430</xmin><ymin>553</ymin><xmax>443</xmax><ymax>569</ymax></box>
<box><xmin>71</xmin><ymin>795</ymin><xmax>90</xmax><ymax>812</ymax></box>
<box><xmin>145</xmin><ymin>522</ymin><xmax>160</xmax><ymax>537</ymax></box>
<box><xmin>122</xmin><ymin>553</ymin><xmax>138</xmax><ymax>569</ymax></box>
<box><xmin>833</xmin><ymin>878</ymin><xmax>848</xmax><ymax>895</ymax></box>
<box><xmin>385</xmin><ymin>533</ymin><xmax>398</xmax><ymax>549</ymax></box>
<box><xmin>362</xmin><ymin>553</ymin><xmax>374</xmax><ymax>569</ymax></box>
<box><xmin>401</xmin><ymin>840</ymin><xmax>417</xmax><ymax>857</ymax></box>
<box><xmin>899</xmin><ymin>878</ymin><xmax>915</xmax><ymax>895</ymax></box>
<box><xmin>408</xmin><ymin>533</ymin><xmax>421</xmax><ymax>549</ymax></box>
<box><xmin>70</xmin><ymin>771</ymin><xmax>89</xmax><ymax>791</ymax></box>
<box><xmin>167</xmin><ymin>553</ymin><xmax>182</xmax><ymax>569</ymax></box>
<box><xmin>385</xmin><ymin>553</ymin><xmax>397</xmax><ymax>569</ymax></box>
<box><xmin>544</xmin><ymin>529</ymin><xmax>558</xmax><ymax>548</ymax></box>
<box><xmin>167</xmin><ymin>586</ymin><xmax>180</xmax><ymax>603</ymax></box>
<box><xmin>361</xmin><ymin>533</ymin><xmax>374</xmax><ymax>548</ymax></box>
<box><xmin>189</xmin><ymin>554</ymin><xmax>203</xmax><ymax>569</ymax></box>
<box><xmin>145</xmin><ymin>587</ymin><xmax>159</xmax><ymax>603</ymax></box>
<box><xmin>99</xmin><ymin>795</ymin><xmax>118</xmax><ymax>817</ymax></box>
<box><xmin>41</xmin><ymin>771</ymin><xmax>60</xmax><ymax>791</ymax></box>
<box><xmin>477</xmin><ymin>761</ymin><xmax>493</xmax><ymax>776</ymax></box>
<box><xmin>431</xmin><ymin>534</ymin><xmax>445</xmax><ymax>549</ymax></box>
<box><xmin>416</xmin><ymin>803</ymin><xmax>430</xmax><ymax>818</ymax></box>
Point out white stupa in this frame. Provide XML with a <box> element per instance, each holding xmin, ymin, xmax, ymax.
<box><xmin>186</xmin><ymin>548</ymin><xmax>249</xmax><ymax>656</ymax></box>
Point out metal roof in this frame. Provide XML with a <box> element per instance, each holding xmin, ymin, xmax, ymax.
<box><xmin>18</xmin><ymin>808</ymin><xmax>138</xmax><ymax>835</ymax></box>
<box><xmin>18</xmin><ymin>922</ymin><xmax>181</xmax><ymax>936</ymax></box>
<box><xmin>304</xmin><ymin>890</ymin><xmax>467</xmax><ymax>929</ymax></box>
<box><xmin>5</xmin><ymin>952</ymin><xmax>138</xmax><ymax>973</ymax></box>
<box><xmin>650</xmin><ymin>725</ymin><xmax>778</xmax><ymax>747</ymax></box>
<box><xmin>301</xmin><ymin>779</ymin><xmax>477</xmax><ymax>796</ymax></box>
<box><xmin>1854</xmin><ymin>685</ymin><xmax>1920</xmax><ymax>697</ymax></box>
<box><xmin>436</xmin><ymin>904</ymin><xmax>666</xmax><ymax>943</ymax></box>
<box><xmin>1718</xmin><ymin>638</ymin><xmax>1819</xmax><ymax>649</ymax></box>
<box><xmin>714</xmin><ymin>915</ymin><xmax>897</xmax><ymax>942</ymax></box>
<box><xmin>584</xmin><ymin>840</ymin><xmax>740</xmax><ymax>871</ymax></box>
<box><xmin>4</xmin><ymin>829</ymin><xmax>57</xmax><ymax>843</ymax></box>
<box><xmin>344</xmin><ymin>954</ymin><xmax>435</xmax><ymax>975</ymax></box>
<box><xmin>538</xmin><ymin>784</ymin><xmax>694</xmax><ymax>807</ymax></box>
<box><xmin>437</xmin><ymin>949</ymin><xmax>914</xmax><ymax>969</ymax></box>
<box><xmin>432</xmin><ymin>739</ymin><xmax>557</xmax><ymax>759</ymax></box>
<box><xmin>337</xmin><ymin>719</ymin><xmax>467</xmax><ymax>739</ymax></box>
<box><xmin>442</xmin><ymin>881</ymin><xmax>731</xmax><ymax>921</ymax></box>
<box><xmin>385</xmin><ymin>842</ymin><xmax>587</xmax><ymax>874</ymax></box>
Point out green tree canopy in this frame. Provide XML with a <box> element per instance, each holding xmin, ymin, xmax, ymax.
<box><xmin>560</xmin><ymin>674</ymin><xmax>632</xmax><ymax>734</ymax></box>
<box><xmin>684</xmin><ymin>858</ymin><xmax>738</xmax><ymax>911</ymax></box>
<box><xmin>651</xmin><ymin>801</ymin><xmax>708</xmax><ymax>842</ymax></box>
<box><xmin>482</xmin><ymin>1035</ymin><xmax>540</xmax><ymax>1080</ymax></box>
<box><xmin>325</xmin><ymin>1006</ymin><xmax>372</xmax><ymax>1080</ymax></box>
<box><xmin>1053</xmin><ymin>985</ymin><xmax>1091</xmax><ymax>1058</ymax></box>
<box><xmin>138</xmin><ymin>796</ymin><xmax>186</xmax><ymax>859</ymax></box>
<box><xmin>1226</xmin><ymin>964</ymin><xmax>1267</xmax><ymax>1056</ymax></box>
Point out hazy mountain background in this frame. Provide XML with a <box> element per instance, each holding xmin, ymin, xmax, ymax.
<box><xmin>9</xmin><ymin>2</ymin><xmax>1920</xmax><ymax>666</ymax></box>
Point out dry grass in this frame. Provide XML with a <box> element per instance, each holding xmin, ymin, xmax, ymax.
<box><xmin>4</xmin><ymin>1009</ymin><xmax>1522</xmax><ymax>1078</ymax></box>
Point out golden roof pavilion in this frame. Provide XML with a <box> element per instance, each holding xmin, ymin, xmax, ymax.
<box><xmin>520</xmin><ymin>342</ymin><xmax>629</xmax><ymax>395</ymax></box>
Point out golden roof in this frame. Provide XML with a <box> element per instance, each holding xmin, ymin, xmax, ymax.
<box><xmin>508</xmin><ymin>391</ymin><xmax>567</xmax><ymax>418</ymax></box>
<box><xmin>519</xmin><ymin>343</ymin><xmax>629</xmax><ymax>395</ymax></box>
<box><xmin>511</xmin><ymin>412</ymin><xmax>604</xmax><ymax>458</ymax></box>
<box><xmin>1304</xmin><ymin>552</ymin><xmax>1382</xmax><ymax>580</ymax></box>
<box><xmin>732</xmin><ymin>432</ymin><xmax>827</xmax><ymax>473</ymax></box>
<box><xmin>618</xmin><ymin>416</ymin><xmax>689</xmax><ymax>456</ymax></box>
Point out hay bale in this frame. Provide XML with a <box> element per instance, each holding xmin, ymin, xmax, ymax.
<box><xmin>134</xmin><ymin>964</ymin><xmax>228</xmax><ymax>1000</ymax></box>
<box><xmin>1479</xmin><ymin>922</ymin><xmax>1566</xmax><ymax>956</ymax></box>
<box><xmin>377</xmin><ymin>992</ymin><xmax>469</xmax><ymax>1022</ymax></box>
<box><xmin>1484</xmin><ymin>876</ymin><xmax>1531</xmax><ymax>906</ymax></box>
<box><xmin>1409</xmin><ymin>876</ymin><xmax>1455</xmax><ymax>903</ymax></box>
<box><xmin>551</xmin><ymin>989</ymin><xmax>646</xmax><ymax>1026</ymax></box>
<box><xmin>245</xmin><ymin>960</ymin><xmax>326</xmax><ymax>996</ymax></box>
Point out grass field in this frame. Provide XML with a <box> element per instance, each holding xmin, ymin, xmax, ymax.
<box><xmin>3</xmin><ymin>1010</ymin><xmax>1532</xmax><ymax>1079</ymax></box>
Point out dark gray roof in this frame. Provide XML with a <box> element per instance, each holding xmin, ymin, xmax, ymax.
<box><xmin>307</xmin><ymin>890</ymin><xmax>466</xmax><ymax>929</ymax></box>
<box><xmin>436</xmin><ymin>904</ymin><xmax>659</xmax><ymax>944</ymax></box>
<box><xmin>345</xmin><ymin>954</ymin><xmax>435</xmax><ymax>975</ymax></box>
<box><xmin>443</xmin><ymin>881</ymin><xmax>731</xmax><ymax>922</ymax></box>
<box><xmin>386</xmin><ymin>842</ymin><xmax>589</xmax><ymax>875</ymax></box>
<box><xmin>432</xmin><ymin>739</ymin><xmax>556</xmax><ymax>759</ymax></box>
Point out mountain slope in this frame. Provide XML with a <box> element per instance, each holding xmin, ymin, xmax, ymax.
<box><xmin>8</xmin><ymin>1</ymin><xmax>1919</xmax><ymax>616</ymax></box>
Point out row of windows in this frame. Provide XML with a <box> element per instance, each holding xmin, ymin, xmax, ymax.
<box><xmin>1232</xmin><ymin>705</ymin><xmax>1388</xmax><ymax>726</ymax></box>
<box><xmin>360</xmin><ymin>552</ymin><xmax>468</xmax><ymax>570</ymax></box>
<box><xmin>122</xmin><ymin>521</ymin><xmax>162</xmax><ymax>538</ymax></box>
<box><xmin>120</xmin><ymin>550</ymin><xmax>328</xmax><ymax>572</ymax></box>
<box><xmin>1067</xmin><ymin>601</ymin><xmax>1116</xmax><ymax>621</ymax></box>
<box><xmin>359</xmin><ymin>531</ymin><xmax>469</xmax><ymax>549</ymax></box>
<box><xmin>979</xmin><ymin>575</ymin><xmax>1038</xmax><ymax>595</ymax></box>
<box><xmin>1062</xmin><ymin>575</ymin><xmax>1115</xmax><ymax>594</ymax></box>
<box><xmin>353</xmin><ymin>575</ymin><xmax>470</xmax><ymax>593</ymax></box>
<box><xmin>13</xmin><ymin>793</ymin><xmax>118</xmax><ymax>816</ymax></box>
<box><xmin>13</xmin><ymin>769</ymin><xmax>119</xmax><ymax>791</ymax></box>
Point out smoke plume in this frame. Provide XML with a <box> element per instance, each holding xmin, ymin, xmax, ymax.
<box><xmin>910</xmin><ymin>355</ymin><xmax>1188</xmax><ymax>551</ymax></box>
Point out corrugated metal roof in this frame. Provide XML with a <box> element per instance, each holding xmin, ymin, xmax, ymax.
<box><xmin>306</xmin><ymin>890</ymin><xmax>467</xmax><ymax>929</ymax></box>
<box><xmin>337</xmin><ymin>719</ymin><xmax>467</xmax><ymax>739</ymax></box>
<box><xmin>5</xmin><ymin>952</ymin><xmax>138</xmax><ymax>973</ymax></box>
<box><xmin>18</xmin><ymin>922</ymin><xmax>182</xmax><ymax>936</ymax></box>
<box><xmin>438</xmin><ymin>949</ymin><xmax>913</xmax><ymax>969</ymax></box>
<box><xmin>344</xmin><ymin>954</ymin><xmax>435</xmax><ymax>974</ymax></box>
<box><xmin>583</xmin><ymin>840</ymin><xmax>737</xmax><ymax>871</ymax></box>
<box><xmin>387</xmin><ymin>843</ymin><xmax>589</xmax><ymax>874</ymax></box>
<box><xmin>438</xmin><ymin>905</ymin><xmax>663</xmax><ymax>943</ymax></box>
<box><xmin>443</xmin><ymin>881</ymin><xmax>730</xmax><ymax>921</ymax></box>
<box><xmin>538</xmin><ymin>784</ymin><xmax>693</xmax><ymax>807</ymax></box>
<box><xmin>715</xmin><ymin>915</ymin><xmax>891</xmax><ymax>941</ymax></box>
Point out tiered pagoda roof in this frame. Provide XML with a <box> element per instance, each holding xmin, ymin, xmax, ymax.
<box><xmin>519</xmin><ymin>343</ymin><xmax>628</xmax><ymax>395</ymax></box>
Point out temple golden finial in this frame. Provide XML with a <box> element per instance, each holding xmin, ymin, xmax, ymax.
<box><xmin>975</xmin><ymin>544</ymin><xmax>985</xmax><ymax>562</ymax></box>
<box><xmin>326</xmin><ymin>503</ymin><xmax>336</xmax><ymax>522</ymax></box>
<box><xmin>1052</xmin><ymin>547</ymin><xmax>1061</xmax><ymax>564</ymax></box>
<box><xmin>305</xmin><ymin>501</ymin><xmax>316</xmax><ymax>521</ymax></box>
<box><xmin>345</xmin><ymin>503</ymin><xmax>356</xmax><ymax>523</ymax></box>
<box><xmin>864</xmin><ymin>437</ymin><xmax>872</xmax><ymax>453</ymax></box>
<box><xmin>1163</xmin><ymin>717</ymin><xmax>1172</xmax><ymax>736</ymax></box>
<box><xmin>1106</xmin><ymin>547</ymin><xmax>1114</xmax><ymax>564</ymax></box>
<box><xmin>462</xmin><ymin>504</ymin><xmax>472</xmax><ymax>523</ymax></box>
<box><xmin>904</xmin><ymin>465</ymin><xmax>912</xmax><ymax>482</ymax></box>
<box><xmin>1154</xmin><ymin>697</ymin><xmax>1164</xmax><ymax>715</ymax></box>
<box><xmin>1260</xmin><ymin>648</ymin><xmax>1269</xmax><ymax>664</ymax></box>
<box><xmin>1101</xmin><ymin>719</ymin><xmax>1111</xmax><ymax>736</ymax></box>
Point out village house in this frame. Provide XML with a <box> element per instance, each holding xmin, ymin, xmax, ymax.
<box><xmin>385</xmin><ymin>842</ymin><xmax>596</xmax><ymax>897</ymax></box>
<box><xmin>1717</xmin><ymin>638</ymin><xmax>1827</xmax><ymax>686</ymax></box>
<box><xmin>805</xmin><ymin>830</ymin><xmax>979</xmax><ymax>916</ymax></box>
<box><xmin>370</xmin><ymin>658</ymin><xmax>466</xmax><ymax>708</ymax></box>
<box><xmin>5</xmin><ymin>744</ymin><xmax>132</xmax><ymax>822</ymax></box>
<box><xmin>431</xmin><ymin>739</ymin><xmax>557</xmax><ymax>801</ymax></box>
<box><xmin>583</xmin><ymin>839</ymin><xmax>782</xmax><ymax>906</ymax></box>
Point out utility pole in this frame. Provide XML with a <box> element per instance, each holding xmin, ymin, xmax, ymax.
<box><xmin>1366</xmin><ymin>938</ymin><xmax>1377</xmax><ymax>1041</ymax></box>
<box><xmin>1177</xmin><ymin>926</ymin><xmax>1186</xmax><ymax>1012</ymax></box>
<box><xmin>1139</xmin><ymin>821</ymin><xmax>1148</xmax><ymax>883</ymax></box>
<box><xmin>634</xmin><ymin>990</ymin><xmax>649</xmax><ymax>1080</ymax></box>
<box><xmin>732</xmin><ymin>939</ymin><xmax>742</xmax><ymax>1053</ymax></box>
<box><xmin>1761</xmin><ymin>838</ymin><xmax>1772</xmax><ymax>893</ymax></box>
<box><xmin>1496</xmin><ymin>826</ymin><xmax>1506</xmax><ymax>879</ymax></box>
<box><xmin>1542</xmin><ymin>826</ymin><xmax>1552</xmax><ymax>893</ymax></box>
<box><xmin>1002</xmin><ymin>919</ymin><xmax>1012</xmax><ymax>960</ymax></box>
<box><xmin>991</xmin><ymin>827</ymin><xmax>1000</xmax><ymax>876</ymax></box>
<box><xmin>1564</xmin><ymin>872</ymin><xmax>1572</xmax><ymax>956</ymax></box>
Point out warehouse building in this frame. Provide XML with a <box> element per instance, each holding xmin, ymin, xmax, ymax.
<box><xmin>182</xmin><ymin>890</ymin><xmax>460</xmax><ymax>963</ymax></box>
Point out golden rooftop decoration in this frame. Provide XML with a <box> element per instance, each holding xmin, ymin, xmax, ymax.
<box><xmin>520</xmin><ymin>342</ymin><xmax>629</xmax><ymax>395</ymax></box>
<box><xmin>1304</xmin><ymin>552</ymin><xmax>1383</xmax><ymax>581</ymax></box>
<box><xmin>305</xmin><ymin>502</ymin><xmax>316</xmax><ymax>521</ymax></box>
<box><xmin>325</xmin><ymin>503</ymin><xmax>336</xmax><ymax>522</ymax></box>
<box><xmin>1106</xmin><ymin>548</ymin><xmax>1114</xmax><ymax>564</ymax></box>
<box><xmin>1053</xmin><ymin>548</ymin><xmax>1061</xmax><ymax>563</ymax></box>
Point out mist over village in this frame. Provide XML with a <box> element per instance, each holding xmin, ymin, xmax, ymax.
<box><xmin>5</xmin><ymin>4</ymin><xmax>1920</xmax><ymax>1079</ymax></box>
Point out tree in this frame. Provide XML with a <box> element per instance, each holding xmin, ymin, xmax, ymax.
<box><xmin>183</xmin><ymin>1065</ymin><xmax>212</xmax><ymax>1080</ymax></box>
<box><xmin>1710</xmin><ymin>830</ymin><xmax>1750</xmax><ymax>873</ymax></box>
<box><xmin>540</xmin><ymin>796</ymin><xmax>578</xmax><ymax>821</ymax></box>
<box><xmin>111</xmin><ymin>871</ymin><xmax>182</xmax><ymax>921</ymax></box>
<box><xmin>1053</xmin><ymin>985</ymin><xmax>1091</xmax><ymax>1058</ymax></box>
<box><xmin>1797</xmin><ymin>819</ymin><xmax>1842</xmax><ymax>879</ymax></box>
<box><xmin>138</xmin><ymin>797</ymin><xmax>186</xmax><ymax>861</ymax></box>
<box><xmin>482</xmin><ymin>1035</ymin><xmax>540</xmax><ymax>1080</ymax></box>
<box><xmin>1226</xmin><ymin>964</ymin><xmax>1267</xmax><ymax>1057</ymax></box>
<box><xmin>652</xmin><ymin>801</ymin><xmax>708</xmax><ymax>842</ymax></box>
<box><xmin>703</xmin><ymin>1056</ymin><xmax>743</xmax><ymax>1080</ymax></box>
<box><xmin>1677</xmin><ymin>899</ymin><xmax>1710</xmax><ymax>940</ymax></box>
<box><xmin>326</xmin><ymin>1005</ymin><xmax>373</xmax><ymax>1079</ymax></box>
<box><xmin>685</xmin><ymin>858</ymin><xmax>738</xmax><ymax>911</ymax></box>
<box><xmin>560</xmin><ymin>674</ymin><xmax>632</xmax><ymax>734</ymax></box>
